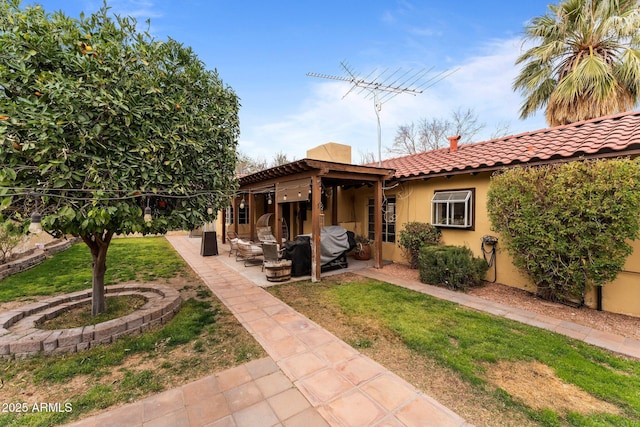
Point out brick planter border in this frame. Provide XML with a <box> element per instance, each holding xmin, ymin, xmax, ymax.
<box><xmin>0</xmin><ymin>238</ymin><xmax>81</xmax><ymax>281</ymax></box>
<box><xmin>0</xmin><ymin>283</ymin><xmax>181</xmax><ymax>359</ymax></box>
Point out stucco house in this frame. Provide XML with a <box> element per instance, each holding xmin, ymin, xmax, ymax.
<box><xmin>220</xmin><ymin>110</ymin><xmax>640</xmax><ymax>317</ymax></box>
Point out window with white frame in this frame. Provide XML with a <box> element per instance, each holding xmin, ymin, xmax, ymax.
<box><xmin>225</xmin><ymin>207</ymin><xmax>234</xmax><ymax>225</ymax></box>
<box><xmin>431</xmin><ymin>189</ymin><xmax>474</xmax><ymax>228</ymax></box>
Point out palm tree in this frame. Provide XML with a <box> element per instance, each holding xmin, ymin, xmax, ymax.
<box><xmin>514</xmin><ymin>0</ymin><xmax>640</xmax><ymax>126</ymax></box>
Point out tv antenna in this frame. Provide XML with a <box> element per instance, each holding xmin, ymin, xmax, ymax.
<box><xmin>307</xmin><ymin>61</ymin><xmax>457</xmax><ymax>166</ymax></box>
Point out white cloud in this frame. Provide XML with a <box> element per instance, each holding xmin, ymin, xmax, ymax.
<box><xmin>239</xmin><ymin>36</ymin><xmax>548</xmax><ymax>163</ymax></box>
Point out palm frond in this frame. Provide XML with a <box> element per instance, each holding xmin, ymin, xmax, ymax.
<box><xmin>515</xmin><ymin>0</ymin><xmax>640</xmax><ymax>126</ymax></box>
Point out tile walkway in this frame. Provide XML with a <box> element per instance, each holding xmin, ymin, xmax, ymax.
<box><xmin>66</xmin><ymin>235</ymin><xmax>640</xmax><ymax>426</ymax></box>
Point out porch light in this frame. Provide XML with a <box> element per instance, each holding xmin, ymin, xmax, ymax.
<box><xmin>240</xmin><ymin>196</ymin><xmax>246</xmax><ymax>209</ymax></box>
<box><xmin>267</xmin><ymin>193</ymin><xmax>272</xmax><ymax>205</ymax></box>
<box><xmin>283</xmin><ymin>194</ymin><xmax>287</xmax><ymax>201</ymax></box>
<box><xmin>207</xmin><ymin>206</ymin><xmax>214</xmax><ymax>215</ymax></box>
<box><xmin>297</xmin><ymin>191</ymin><xmax>301</xmax><ymax>198</ymax></box>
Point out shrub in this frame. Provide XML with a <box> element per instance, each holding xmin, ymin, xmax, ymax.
<box><xmin>0</xmin><ymin>220</ymin><xmax>24</xmax><ymax>263</ymax></box>
<box><xmin>418</xmin><ymin>245</ymin><xmax>489</xmax><ymax>291</ymax></box>
<box><xmin>398</xmin><ymin>222</ymin><xmax>441</xmax><ymax>268</ymax></box>
<box><xmin>487</xmin><ymin>159</ymin><xmax>640</xmax><ymax>303</ymax></box>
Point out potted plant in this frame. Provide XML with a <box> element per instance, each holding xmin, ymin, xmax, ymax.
<box><xmin>353</xmin><ymin>234</ymin><xmax>373</xmax><ymax>260</ymax></box>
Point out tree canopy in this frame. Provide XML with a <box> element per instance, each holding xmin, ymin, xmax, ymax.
<box><xmin>514</xmin><ymin>0</ymin><xmax>640</xmax><ymax>126</ymax></box>
<box><xmin>0</xmin><ymin>1</ymin><xmax>240</xmax><ymax>313</ymax></box>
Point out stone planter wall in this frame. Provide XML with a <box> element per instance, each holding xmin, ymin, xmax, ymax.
<box><xmin>0</xmin><ymin>283</ymin><xmax>181</xmax><ymax>359</ymax></box>
<box><xmin>0</xmin><ymin>238</ymin><xmax>78</xmax><ymax>281</ymax></box>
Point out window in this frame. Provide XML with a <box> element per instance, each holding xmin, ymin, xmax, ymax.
<box><xmin>238</xmin><ymin>206</ymin><xmax>249</xmax><ymax>225</ymax></box>
<box><xmin>225</xmin><ymin>207</ymin><xmax>233</xmax><ymax>225</ymax></box>
<box><xmin>225</xmin><ymin>206</ymin><xmax>249</xmax><ymax>225</ymax></box>
<box><xmin>368</xmin><ymin>197</ymin><xmax>396</xmax><ymax>243</ymax></box>
<box><xmin>431</xmin><ymin>189</ymin><xmax>474</xmax><ymax>228</ymax></box>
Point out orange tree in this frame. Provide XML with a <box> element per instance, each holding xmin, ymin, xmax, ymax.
<box><xmin>0</xmin><ymin>1</ymin><xmax>239</xmax><ymax>314</ymax></box>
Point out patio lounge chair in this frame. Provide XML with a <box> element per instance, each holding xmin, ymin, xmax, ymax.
<box><xmin>226</xmin><ymin>230</ymin><xmax>239</xmax><ymax>258</ymax></box>
<box><xmin>236</xmin><ymin>239</ymin><xmax>263</xmax><ymax>267</ymax></box>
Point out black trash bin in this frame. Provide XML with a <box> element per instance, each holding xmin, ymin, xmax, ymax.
<box><xmin>283</xmin><ymin>236</ymin><xmax>311</xmax><ymax>277</ymax></box>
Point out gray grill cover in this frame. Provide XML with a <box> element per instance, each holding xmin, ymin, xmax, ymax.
<box><xmin>320</xmin><ymin>226</ymin><xmax>350</xmax><ymax>265</ymax></box>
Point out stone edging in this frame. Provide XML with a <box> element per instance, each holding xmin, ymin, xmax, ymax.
<box><xmin>0</xmin><ymin>283</ymin><xmax>181</xmax><ymax>359</ymax></box>
<box><xmin>0</xmin><ymin>238</ymin><xmax>80</xmax><ymax>281</ymax></box>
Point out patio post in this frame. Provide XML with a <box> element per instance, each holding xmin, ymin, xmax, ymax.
<box><xmin>310</xmin><ymin>174</ymin><xmax>322</xmax><ymax>282</ymax></box>
<box><xmin>374</xmin><ymin>178</ymin><xmax>383</xmax><ymax>269</ymax></box>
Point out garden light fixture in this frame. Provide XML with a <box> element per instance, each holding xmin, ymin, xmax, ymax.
<box><xmin>28</xmin><ymin>210</ymin><xmax>42</xmax><ymax>234</ymax></box>
<box><xmin>28</xmin><ymin>192</ymin><xmax>43</xmax><ymax>234</ymax></box>
<box><xmin>144</xmin><ymin>199</ymin><xmax>152</xmax><ymax>223</ymax></box>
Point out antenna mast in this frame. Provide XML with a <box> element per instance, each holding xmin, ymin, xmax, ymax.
<box><xmin>307</xmin><ymin>61</ymin><xmax>456</xmax><ymax>166</ymax></box>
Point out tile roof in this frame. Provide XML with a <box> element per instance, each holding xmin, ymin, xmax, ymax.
<box><xmin>379</xmin><ymin>110</ymin><xmax>640</xmax><ymax>180</ymax></box>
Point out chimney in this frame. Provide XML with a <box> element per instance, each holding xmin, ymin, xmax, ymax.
<box><xmin>448</xmin><ymin>135</ymin><xmax>461</xmax><ymax>153</ymax></box>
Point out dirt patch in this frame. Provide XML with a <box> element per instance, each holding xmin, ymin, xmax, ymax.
<box><xmin>484</xmin><ymin>360</ymin><xmax>621</xmax><ymax>416</ymax></box>
<box><xmin>38</xmin><ymin>295</ymin><xmax>147</xmax><ymax>329</ymax></box>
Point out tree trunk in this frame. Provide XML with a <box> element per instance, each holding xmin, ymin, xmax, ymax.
<box><xmin>81</xmin><ymin>231</ymin><xmax>113</xmax><ymax>316</ymax></box>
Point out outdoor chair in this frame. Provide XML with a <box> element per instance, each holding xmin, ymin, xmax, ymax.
<box><xmin>255</xmin><ymin>213</ymin><xmax>289</xmax><ymax>244</ymax></box>
<box><xmin>257</xmin><ymin>226</ymin><xmax>278</xmax><ymax>244</ymax></box>
<box><xmin>226</xmin><ymin>230</ymin><xmax>239</xmax><ymax>258</ymax></box>
<box><xmin>261</xmin><ymin>242</ymin><xmax>284</xmax><ymax>271</ymax></box>
<box><xmin>236</xmin><ymin>239</ymin><xmax>264</xmax><ymax>267</ymax></box>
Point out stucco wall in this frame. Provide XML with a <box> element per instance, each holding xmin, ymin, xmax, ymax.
<box><xmin>341</xmin><ymin>172</ymin><xmax>640</xmax><ymax>317</ymax></box>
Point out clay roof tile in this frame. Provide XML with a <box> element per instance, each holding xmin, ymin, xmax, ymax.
<box><xmin>378</xmin><ymin>111</ymin><xmax>640</xmax><ymax>179</ymax></box>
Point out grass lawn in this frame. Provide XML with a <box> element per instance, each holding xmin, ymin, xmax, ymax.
<box><xmin>0</xmin><ymin>236</ymin><xmax>266</xmax><ymax>427</ymax></box>
<box><xmin>268</xmin><ymin>274</ymin><xmax>640</xmax><ymax>427</ymax></box>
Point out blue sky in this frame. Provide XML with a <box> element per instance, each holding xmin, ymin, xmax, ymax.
<box><xmin>25</xmin><ymin>0</ymin><xmax>553</xmax><ymax>163</ymax></box>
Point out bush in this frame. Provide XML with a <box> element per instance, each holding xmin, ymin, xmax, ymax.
<box><xmin>418</xmin><ymin>245</ymin><xmax>489</xmax><ymax>291</ymax></box>
<box><xmin>398</xmin><ymin>222</ymin><xmax>441</xmax><ymax>269</ymax></box>
<box><xmin>487</xmin><ymin>159</ymin><xmax>640</xmax><ymax>303</ymax></box>
<box><xmin>0</xmin><ymin>220</ymin><xmax>24</xmax><ymax>263</ymax></box>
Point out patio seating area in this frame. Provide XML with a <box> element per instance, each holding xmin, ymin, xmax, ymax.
<box><xmin>223</xmin><ymin>225</ymin><xmax>364</xmax><ymax>284</ymax></box>
<box><xmin>216</xmin><ymin>234</ymin><xmax>375</xmax><ymax>288</ymax></box>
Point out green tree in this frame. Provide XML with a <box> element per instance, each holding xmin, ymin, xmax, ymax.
<box><xmin>487</xmin><ymin>159</ymin><xmax>640</xmax><ymax>303</ymax></box>
<box><xmin>0</xmin><ymin>1</ymin><xmax>239</xmax><ymax>314</ymax></box>
<box><xmin>514</xmin><ymin>0</ymin><xmax>640</xmax><ymax>126</ymax></box>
